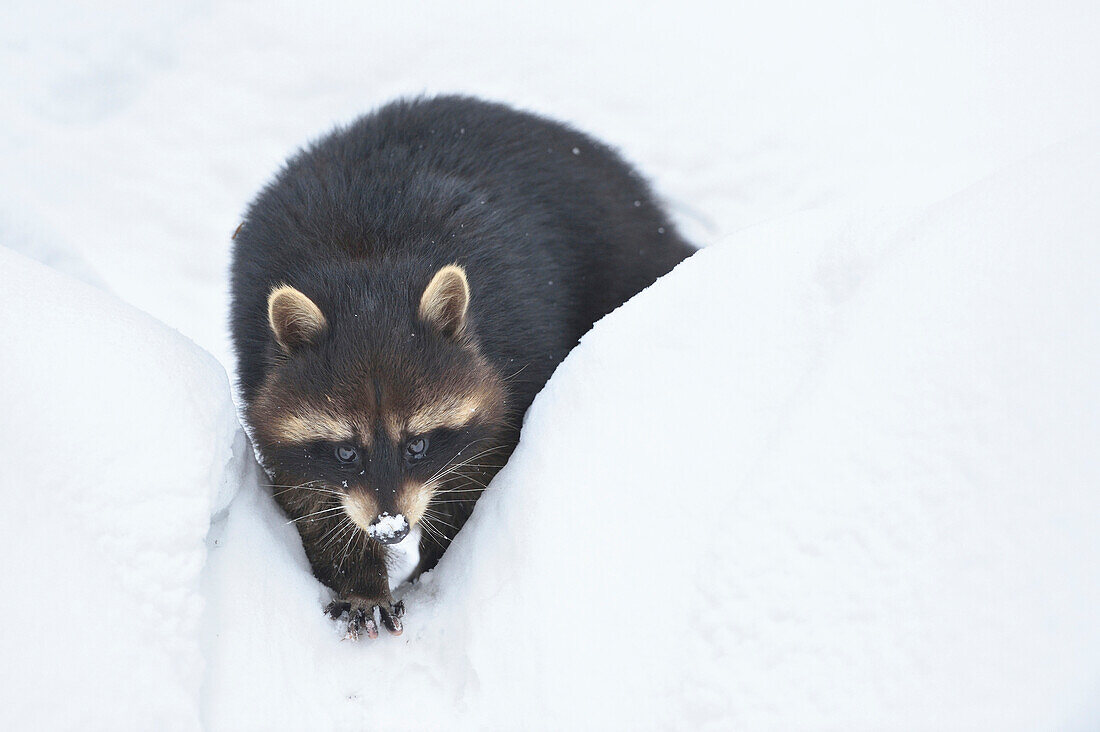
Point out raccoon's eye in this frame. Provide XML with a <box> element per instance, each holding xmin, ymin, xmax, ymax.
<box><xmin>334</xmin><ymin>445</ymin><xmax>359</xmax><ymax>464</ymax></box>
<box><xmin>405</xmin><ymin>436</ymin><xmax>429</xmax><ymax>462</ymax></box>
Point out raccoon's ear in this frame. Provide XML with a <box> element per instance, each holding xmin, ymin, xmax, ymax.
<box><xmin>418</xmin><ymin>264</ymin><xmax>469</xmax><ymax>338</ymax></box>
<box><xmin>268</xmin><ymin>285</ymin><xmax>327</xmax><ymax>352</ymax></box>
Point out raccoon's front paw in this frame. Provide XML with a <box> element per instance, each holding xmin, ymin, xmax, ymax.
<box><xmin>326</xmin><ymin>596</ymin><xmax>405</xmax><ymax>640</ymax></box>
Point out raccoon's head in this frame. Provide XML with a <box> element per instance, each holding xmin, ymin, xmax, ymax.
<box><xmin>248</xmin><ymin>264</ymin><xmax>508</xmax><ymax>544</ymax></box>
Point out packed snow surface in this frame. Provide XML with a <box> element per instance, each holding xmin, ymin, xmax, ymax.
<box><xmin>0</xmin><ymin>247</ymin><xmax>255</xmax><ymax>728</ymax></box>
<box><xmin>2</xmin><ymin>1</ymin><xmax>1100</xmax><ymax>729</ymax></box>
<box><xmin>201</xmin><ymin>134</ymin><xmax>1100</xmax><ymax>730</ymax></box>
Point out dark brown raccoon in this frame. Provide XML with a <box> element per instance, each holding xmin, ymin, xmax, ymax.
<box><xmin>230</xmin><ymin>95</ymin><xmax>693</xmax><ymax>639</ymax></box>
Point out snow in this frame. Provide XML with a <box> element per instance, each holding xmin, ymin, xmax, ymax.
<box><xmin>385</xmin><ymin>525</ymin><xmax>423</xmax><ymax>588</ymax></box>
<box><xmin>366</xmin><ymin>512</ymin><xmax>409</xmax><ymax>542</ymax></box>
<box><xmin>0</xmin><ymin>246</ymin><xmax>256</xmax><ymax>728</ymax></box>
<box><xmin>3</xmin><ymin>1</ymin><xmax>1100</xmax><ymax>729</ymax></box>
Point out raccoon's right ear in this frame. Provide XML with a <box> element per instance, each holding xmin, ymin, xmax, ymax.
<box><xmin>267</xmin><ymin>285</ymin><xmax>327</xmax><ymax>352</ymax></box>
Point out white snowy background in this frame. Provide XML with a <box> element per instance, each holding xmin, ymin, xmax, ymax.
<box><xmin>2</xmin><ymin>1</ymin><xmax>1099</xmax><ymax>729</ymax></box>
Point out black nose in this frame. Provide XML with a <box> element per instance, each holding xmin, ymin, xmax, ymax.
<box><xmin>368</xmin><ymin>512</ymin><xmax>410</xmax><ymax>544</ymax></box>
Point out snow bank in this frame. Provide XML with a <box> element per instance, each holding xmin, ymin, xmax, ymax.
<box><xmin>2</xmin><ymin>130</ymin><xmax>1097</xmax><ymax>729</ymax></box>
<box><xmin>0</xmin><ymin>247</ymin><xmax>254</xmax><ymax>729</ymax></box>
<box><xmin>4</xmin><ymin>2</ymin><xmax>1098</xmax><ymax>365</ymax></box>
<box><xmin>3</xmin><ymin>4</ymin><xmax>1099</xmax><ymax>724</ymax></box>
<box><xmin>2</xmin><ymin>131</ymin><xmax>1097</xmax><ymax>730</ymax></box>
<box><xmin>202</xmin><ymin>135</ymin><xmax>1100</xmax><ymax>729</ymax></box>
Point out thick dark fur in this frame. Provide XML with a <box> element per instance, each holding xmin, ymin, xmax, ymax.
<box><xmin>230</xmin><ymin>95</ymin><xmax>693</xmax><ymax>637</ymax></box>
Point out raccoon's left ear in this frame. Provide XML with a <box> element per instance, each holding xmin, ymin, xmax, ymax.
<box><xmin>419</xmin><ymin>264</ymin><xmax>469</xmax><ymax>338</ymax></box>
<box><xmin>268</xmin><ymin>285</ymin><xmax>327</xmax><ymax>352</ymax></box>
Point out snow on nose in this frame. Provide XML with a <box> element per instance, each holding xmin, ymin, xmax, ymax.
<box><xmin>367</xmin><ymin>512</ymin><xmax>409</xmax><ymax>544</ymax></box>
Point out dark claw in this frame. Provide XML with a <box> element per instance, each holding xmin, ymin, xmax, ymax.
<box><xmin>325</xmin><ymin>600</ymin><xmax>351</xmax><ymax>619</ymax></box>
<box><xmin>328</xmin><ymin>598</ymin><xmax>405</xmax><ymax>640</ymax></box>
<box><xmin>347</xmin><ymin>606</ymin><xmax>379</xmax><ymax>640</ymax></box>
<box><xmin>363</xmin><ymin>617</ymin><xmax>379</xmax><ymax>640</ymax></box>
<box><xmin>379</xmin><ymin>604</ymin><xmax>403</xmax><ymax>635</ymax></box>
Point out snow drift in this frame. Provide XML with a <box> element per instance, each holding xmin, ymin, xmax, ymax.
<box><xmin>3</xmin><ymin>2</ymin><xmax>1100</xmax><ymax>729</ymax></box>
<box><xmin>0</xmin><ymin>248</ymin><xmax>256</xmax><ymax>729</ymax></box>
<box><xmin>2</xmin><ymin>134</ymin><xmax>1099</xmax><ymax>729</ymax></box>
<box><xmin>199</xmin><ymin>134</ymin><xmax>1100</xmax><ymax>729</ymax></box>
<box><xmin>2</xmin><ymin>135</ymin><xmax>1099</xmax><ymax>728</ymax></box>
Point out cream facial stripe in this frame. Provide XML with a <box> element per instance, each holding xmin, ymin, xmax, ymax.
<box><xmin>270</xmin><ymin>410</ymin><xmax>356</xmax><ymax>445</ymax></box>
<box><xmin>406</xmin><ymin>392</ymin><xmax>488</xmax><ymax>436</ymax></box>
<box><xmin>398</xmin><ymin>480</ymin><xmax>433</xmax><ymax>526</ymax></box>
<box><xmin>341</xmin><ymin>492</ymin><xmax>379</xmax><ymax>531</ymax></box>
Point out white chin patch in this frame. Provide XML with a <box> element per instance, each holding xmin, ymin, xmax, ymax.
<box><xmin>385</xmin><ymin>524</ymin><xmax>422</xmax><ymax>589</ymax></box>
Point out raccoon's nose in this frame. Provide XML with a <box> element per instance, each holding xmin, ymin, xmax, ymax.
<box><xmin>367</xmin><ymin>512</ymin><xmax>410</xmax><ymax>545</ymax></box>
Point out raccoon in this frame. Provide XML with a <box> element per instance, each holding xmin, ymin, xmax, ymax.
<box><xmin>230</xmin><ymin>95</ymin><xmax>694</xmax><ymax>639</ymax></box>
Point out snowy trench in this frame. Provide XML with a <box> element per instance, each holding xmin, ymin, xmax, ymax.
<box><xmin>2</xmin><ymin>2</ymin><xmax>1100</xmax><ymax>729</ymax></box>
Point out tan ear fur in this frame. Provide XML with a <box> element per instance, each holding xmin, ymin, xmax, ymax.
<box><xmin>267</xmin><ymin>285</ymin><xmax>327</xmax><ymax>351</ymax></box>
<box><xmin>418</xmin><ymin>265</ymin><xmax>469</xmax><ymax>338</ymax></box>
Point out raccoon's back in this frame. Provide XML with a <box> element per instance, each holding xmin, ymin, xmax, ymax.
<box><xmin>230</xmin><ymin>96</ymin><xmax>693</xmax><ymax>403</ymax></box>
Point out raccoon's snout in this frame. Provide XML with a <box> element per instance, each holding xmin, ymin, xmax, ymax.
<box><xmin>367</xmin><ymin>512</ymin><xmax>410</xmax><ymax>545</ymax></box>
<box><xmin>341</xmin><ymin>482</ymin><xmax>428</xmax><ymax>542</ymax></box>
